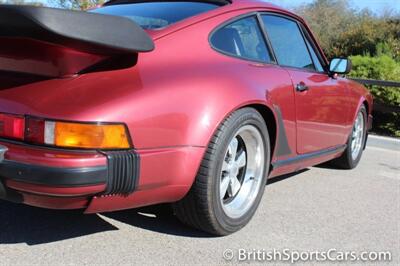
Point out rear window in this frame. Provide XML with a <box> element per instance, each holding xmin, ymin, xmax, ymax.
<box><xmin>91</xmin><ymin>2</ymin><xmax>221</xmax><ymax>30</ymax></box>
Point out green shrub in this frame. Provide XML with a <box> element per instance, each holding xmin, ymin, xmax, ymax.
<box><xmin>349</xmin><ymin>55</ymin><xmax>400</xmax><ymax>137</ymax></box>
<box><xmin>350</xmin><ymin>55</ymin><xmax>400</xmax><ymax>105</ymax></box>
<box><xmin>371</xmin><ymin>111</ymin><xmax>400</xmax><ymax>137</ymax></box>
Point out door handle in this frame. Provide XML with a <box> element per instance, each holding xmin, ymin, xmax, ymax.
<box><xmin>296</xmin><ymin>83</ymin><xmax>309</xmax><ymax>92</ymax></box>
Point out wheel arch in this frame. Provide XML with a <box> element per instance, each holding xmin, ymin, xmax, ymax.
<box><xmin>246</xmin><ymin>103</ymin><xmax>277</xmax><ymax>163</ymax></box>
<box><xmin>182</xmin><ymin>102</ymin><xmax>279</xmax><ymax>212</ymax></box>
<box><xmin>352</xmin><ymin>96</ymin><xmax>369</xmax><ymax>123</ymax></box>
<box><xmin>347</xmin><ymin>80</ymin><xmax>373</xmax><ymax>124</ymax></box>
<box><xmin>200</xmin><ymin>101</ymin><xmax>279</xmax><ymax>165</ymax></box>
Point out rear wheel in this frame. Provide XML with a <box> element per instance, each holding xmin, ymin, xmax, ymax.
<box><xmin>173</xmin><ymin>108</ymin><xmax>270</xmax><ymax>235</ymax></box>
<box><xmin>330</xmin><ymin>105</ymin><xmax>367</xmax><ymax>169</ymax></box>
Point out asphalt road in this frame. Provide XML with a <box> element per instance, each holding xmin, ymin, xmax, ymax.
<box><xmin>0</xmin><ymin>135</ymin><xmax>399</xmax><ymax>265</ymax></box>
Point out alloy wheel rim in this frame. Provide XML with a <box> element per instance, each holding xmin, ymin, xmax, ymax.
<box><xmin>219</xmin><ymin>125</ymin><xmax>265</xmax><ymax>219</ymax></box>
<box><xmin>351</xmin><ymin>112</ymin><xmax>364</xmax><ymax>160</ymax></box>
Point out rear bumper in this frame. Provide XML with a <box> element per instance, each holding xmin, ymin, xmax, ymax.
<box><xmin>0</xmin><ymin>140</ymin><xmax>140</xmax><ymax>209</ymax></box>
<box><xmin>0</xmin><ymin>160</ymin><xmax>107</xmax><ymax>187</ymax></box>
<box><xmin>0</xmin><ymin>140</ymin><xmax>205</xmax><ymax>212</ymax></box>
<box><xmin>0</xmin><ymin>160</ymin><xmax>108</xmax><ymax>209</ymax></box>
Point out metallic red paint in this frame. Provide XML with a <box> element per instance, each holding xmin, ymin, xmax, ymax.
<box><xmin>0</xmin><ymin>0</ymin><xmax>373</xmax><ymax>212</ymax></box>
<box><xmin>0</xmin><ymin>38</ymin><xmax>106</xmax><ymax>78</ymax></box>
<box><xmin>86</xmin><ymin>146</ymin><xmax>205</xmax><ymax>212</ymax></box>
<box><xmin>22</xmin><ymin>193</ymin><xmax>90</xmax><ymax>210</ymax></box>
<box><xmin>288</xmin><ymin>70</ymin><xmax>350</xmax><ymax>154</ymax></box>
<box><xmin>2</xmin><ymin>142</ymin><xmax>106</xmax><ymax>168</ymax></box>
<box><xmin>5</xmin><ymin>180</ymin><xmax>106</xmax><ymax>197</ymax></box>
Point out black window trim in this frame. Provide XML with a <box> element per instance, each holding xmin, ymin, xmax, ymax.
<box><xmin>255</xmin><ymin>12</ymin><xmax>278</xmax><ymax>64</ymax></box>
<box><xmin>208</xmin><ymin>12</ymin><xmax>277</xmax><ymax>65</ymax></box>
<box><xmin>302</xmin><ymin>32</ymin><xmax>324</xmax><ymax>72</ymax></box>
<box><xmin>258</xmin><ymin>12</ymin><xmax>328</xmax><ymax>74</ymax></box>
<box><xmin>298</xmin><ymin>23</ymin><xmax>329</xmax><ymax>73</ymax></box>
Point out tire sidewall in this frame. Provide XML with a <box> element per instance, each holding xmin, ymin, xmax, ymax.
<box><xmin>346</xmin><ymin>106</ymin><xmax>367</xmax><ymax>168</ymax></box>
<box><xmin>210</xmin><ymin>109</ymin><xmax>270</xmax><ymax>233</ymax></box>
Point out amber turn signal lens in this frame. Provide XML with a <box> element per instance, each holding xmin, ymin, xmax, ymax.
<box><xmin>52</xmin><ymin>122</ymin><xmax>130</xmax><ymax>149</ymax></box>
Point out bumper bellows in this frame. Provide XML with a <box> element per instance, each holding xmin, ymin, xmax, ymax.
<box><xmin>102</xmin><ymin>150</ymin><xmax>140</xmax><ymax>196</ymax></box>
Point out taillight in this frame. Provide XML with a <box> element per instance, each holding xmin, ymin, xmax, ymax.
<box><xmin>0</xmin><ymin>113</ymin><xmax>25</xmax><ymax>140</ymax></box>
<box><xmin>25</xmin><ymin>117</ymin><xmax>45</xmax><ymax>143</ymax></box>
<box><xmin>52</xmin><ymin>121</ymin><xmax>130</xmax><ymax>149</ymax></box>
<box><xmin>0</xmin><ymin>113</ymin><xmax>131</xmax><ymax>150</ymax></box>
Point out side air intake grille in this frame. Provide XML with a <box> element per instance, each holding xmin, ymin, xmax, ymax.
<box><xmin>102</xmin><ymin>150</ymin><xmax>140</xmax><ymax>195</ymax></box>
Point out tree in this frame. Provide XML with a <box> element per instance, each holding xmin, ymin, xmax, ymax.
<box><xmin>0</xmin><ymin>0</ymin><xmax>44</xmax><ymax>6</ymax></box>
<box><xmin>333</xmin><ymin>10</ymin><xmax>400</xmax><ymax>59</ymax></box>
<box><xmin>51</xmin><ymin>0</ymin><xmax>105</xmax><ymax>10</ymax></box>
<box><xmin>295</xmin><ymin>0</ymin><xmax>400</xmax><ymax>60</ymax></box>
<box><xmin>295</xmin><ymin>0</ymin><xmax>355</xmax><ymax>58</ymax></box>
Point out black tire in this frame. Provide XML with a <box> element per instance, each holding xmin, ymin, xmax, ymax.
<box><xmin>172</xmin><ymin>108</ymin><xmax>270</xmax><ymax>236</ymax></box>
<box><xmin>330</xmin><ymin>105</ymin><xmax>367</xmax><ymax>169</ymax></box>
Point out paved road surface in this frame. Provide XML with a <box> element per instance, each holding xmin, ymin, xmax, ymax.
<box><xmin>0</xmin><ymin>135</ymin><xmax>398</xmax><ymax>265</ymax></box>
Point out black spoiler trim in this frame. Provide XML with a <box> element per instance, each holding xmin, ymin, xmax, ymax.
<box><xmin>0</xmin><ymin>5</ymin><xmax>154</xmax><ymax>55</ymax></box>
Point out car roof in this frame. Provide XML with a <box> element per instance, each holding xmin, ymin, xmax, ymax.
<box><xmin>99</xmin><ymin>0</ymin><xmax>326</xmax><ymax>63</ymax></box>
<box><xmin>102</xmin><ymin>0</ymin><xmax>302</xmax><ymax>23</ymax></box>
<box><xmin>104</xmin><ymin>0</ymin><xmax>286</xmax><ymax>12</ymax></box>
<box><xmin>102</xmin><ymin>0</ymin><xmax>306</xmax><ymax>39</ymax></box>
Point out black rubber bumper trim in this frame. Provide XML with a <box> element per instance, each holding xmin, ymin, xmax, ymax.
<box><xmin>0</xmin><ymin>160</ymin><xmax>107</xmax><ymax>187</ymax></box>
<box><xmin>101</xmin><ymin>150</ymin><xmax>140</xmax><ymax>196</ymax></box>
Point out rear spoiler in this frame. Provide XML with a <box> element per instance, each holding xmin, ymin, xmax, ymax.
<box><xmin>0</xmin><ymin>5</ymin><xmax>154</xmax><ymax>55</ymax></box>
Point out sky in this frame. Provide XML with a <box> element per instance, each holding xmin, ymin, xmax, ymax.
<box><xmin>267</xmin><ymin>0</ymin><xmax>400</xmax><ymax>14</ymax></box>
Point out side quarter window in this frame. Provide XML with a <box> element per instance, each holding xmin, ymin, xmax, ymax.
<box><xmin>261</xmin><ymin>15</ymin><xmax>315</xmax><ymax>70</ymax></box>
<box><xmin>210</xmin><ymin>16</ymin><xmax>273</xmax><ymax>63</ymax></box>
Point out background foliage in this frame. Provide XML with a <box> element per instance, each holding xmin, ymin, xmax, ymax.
<box><xmin>50</xmin><ymin>0</ymin><xmax>105</xmax><ymax>10</ymax></box>
<box><xmin>0</xmin><ymin>0</ymin><xmax>105</xmax><ymax>9</ymax></box>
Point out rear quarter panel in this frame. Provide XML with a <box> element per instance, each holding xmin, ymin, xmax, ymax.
<box><xmin>345</xmin><ymin>79</ymin><xmax>373</xmax><ymax>133</ymax></box>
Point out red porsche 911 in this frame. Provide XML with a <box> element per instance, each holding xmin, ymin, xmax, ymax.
<box><xmin>0</xmin><ymin>0</ymin><xmax>372</xmax><ymax>235</ymax></box>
